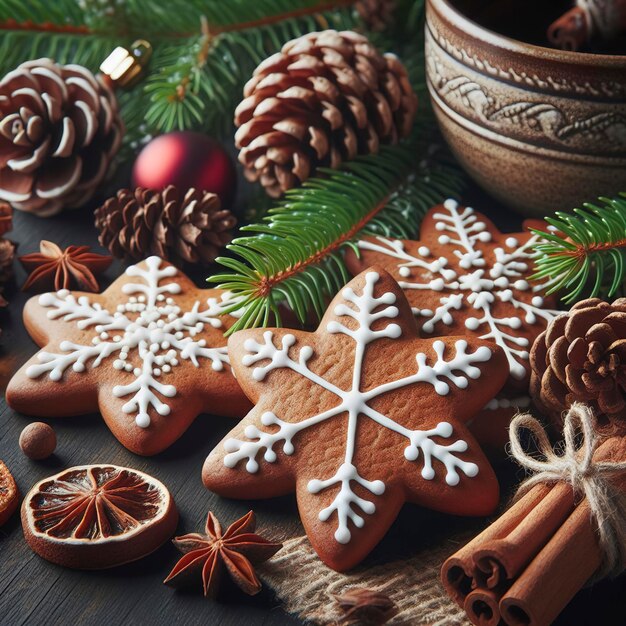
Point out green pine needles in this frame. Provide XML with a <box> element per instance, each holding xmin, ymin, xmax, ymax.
<box><xmin>531</xmin><ymin>194</ymin><xmax>626</xmax><ymax>304</ymax></box>
<box><xmin>210</xmin><ymin>138</ymin><xmax>463</xmax><ymax>334</ymax></box>
<box><xmin>143</xmin><ymin>8</ymin><xmax>357</xmax><ymax>137</ymax></box>
<box><xmin>0</xmin><ymin>0</ymin><xmax>397</xmax><ymax>152</ymax></box>
<box><xmin>0</xmin><ymin>0</ymin><xmax>426</xmax><ymax>175</ymax></box>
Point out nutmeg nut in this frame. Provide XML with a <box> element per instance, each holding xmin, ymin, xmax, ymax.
<box><xmin>19</xmin><ymin>422</ymin><xmax>57</xmax><ymax>460</ymax></box>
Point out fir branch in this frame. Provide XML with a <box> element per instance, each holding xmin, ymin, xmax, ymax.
<box><xmin>0</xmin><ymin>30</ymin><xmax>123</xmax><ymax>76</ymax></box>
<box><xmin>0</xmin><ymin>0</ymin><xmax>422</xmax><ymax>169</ymax></box>
<box><xmin>0</xmin><ymin>0</ymin><xmax>357</xmax><ymax>39</ymax></box>
<box><xmin>210</xmin><ymin>137</ymin><xmax>464</xmax><ymax>334</ymax></box>
<box><xmin>0</xmin><ymin>1</ymin><xmax>374</xmax><ymax>140</ymax></box>
<box><xmin>202</xmin><ymin>0</ymin><xmax>355</xmax><ymax>32</ymax></box>
<box><xmin>0</xmin><ymin>0</ymin><xmax>88</xmax><ymax>29</ymax></box>
<box><xmin>0</xmin><ymin>0</ymin><xmax>422</xmax><ymax>145</ymax></box>
<box><xmin>142</xmin><ymin>7</ymin><xmax>359</xmax><ymax>135</ymax></box>
<box><xmin>120</xmin><ymin>0</ymin><xmax>356</xmax><ymax>38</ymax></box>
<box><xmin>0</xmin><ymin>20</ymin><xmax>90</xmax><ymax>35</ymax></box>
<box><xmin>531</xmin><ymin>194</ymin><xmax>626</xmax><ymax>304</ymax></box>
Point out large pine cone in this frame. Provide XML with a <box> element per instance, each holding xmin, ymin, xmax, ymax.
<box><xmin>95</xmin><ymin>186</ymin><xmax>236</xmax><ymax>267</ymax></box>
<box><xmin>530</xmin><ymin>298</ymin><xmax>626</xmax><ymax>427</ymax></box>
<box><xmin>0</xmin><ymin>58</ymin><xmax>123</xmax><ymax>217</ymax></box>
<box><xmin>235</xmin><ymin>30</ymin><xmax>417</xmax><ymax>197</ymax></box>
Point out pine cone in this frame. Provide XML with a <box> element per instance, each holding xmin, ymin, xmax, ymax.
<box><xmin>95</xmin><ymin>186</ymin><xmax>236</xmax><ymax>267</ymax></box>
<box><xmin>355</xmin><ymin>0</ymin><xmax>396</xmax><ymax>31</ymax></box>
<box><xmin>0</xmin><ymin>58</ymin><xmax>123</xmax><ymax>217</ymax></box>
<box><xmin>530</xmin><ymin>298</ymin><xmax>626</xmax><ymax>428</ymax></box>
<box><xmin>235</xmin><ymin>30</ymin><xmax>417</xmax><ymax>197</ymax></box>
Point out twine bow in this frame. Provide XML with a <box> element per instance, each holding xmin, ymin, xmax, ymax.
<box><xmin>509</xmin><ymin>403</ymin><xmax>626</xmax><ymax>579</ymax></box>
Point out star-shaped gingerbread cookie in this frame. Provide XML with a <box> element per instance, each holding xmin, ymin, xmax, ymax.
<box><xmin>203</xmin><ymin>268</ymin><xmax>508</xmax><ymax>571</ymax></box>
<box><xmin>7</xmin><ymin>256</ymin><xmax>251</xmax><ymax>455</ymax></box>
<box><xmin>346</xmin><ymin>199</ymin><xmax>560</xmax><ymax>389</ymax></box>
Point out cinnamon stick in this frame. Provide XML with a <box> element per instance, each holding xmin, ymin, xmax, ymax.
<box><xmin>499</xmin><ymin>436</ymin><xmax>626</xmax><ymax>626</ymax></box>
<box><xmin>464</xmin><ymin>588</ymin><xmax>504</xmax><ymax>626</ymax></box>
<box><xmin>499</xmin><ymin>500</ymin><xmax>600</xmax><ymax>626</ymax></box>
<box><xmin>473</xmin><ymin>482</ymin><xmax>575</xmax><ymax>588</ymax></box>
<box><xmin>441</xmin><ymin>484</ymin><xmax>550</xmax><ymax>606</ymax></box>
<box><xmin>444</xmin><ymin>482</ymin><xmax>575</xmax><ymax>625</ymax></box>
<box><xmin>444</xmin><ymin>432</ymin><xmax>626</xmax><ymax>626</ymax></box>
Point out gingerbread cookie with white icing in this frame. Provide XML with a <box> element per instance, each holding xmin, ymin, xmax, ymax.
<box><xmin>7</xmin><ymin>256</ymin><xmax>251</xmax><ymax>455</ymax></box>
<box><xmin>346</xmin><ymin>199</ymin><xmax>560</xmax><ymax>390</ymax></box>
<box><xmin>202</xmin><ymin>268</ymin><xmax>507</xmax><ymax>571</ymax></box>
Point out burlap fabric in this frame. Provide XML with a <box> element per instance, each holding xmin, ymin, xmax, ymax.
<box><xmin>260</xmin><ymin>533</ymin><xmax>473</xmax><ymax>625</ymax></box>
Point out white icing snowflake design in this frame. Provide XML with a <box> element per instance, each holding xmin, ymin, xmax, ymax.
<box><xmin>26</xmin><ymin>256</ymin><xmax>236</xmax><ymax>428</ymax></box>
<box><xmin>223</xmin><ymin>271</ymin><xmax>493</xmax><ymax>544</ymax></box>
<box><xmin>357</xmin><ymin>199</ymin><xmax>559</xmax><ymax>380</ymax></box>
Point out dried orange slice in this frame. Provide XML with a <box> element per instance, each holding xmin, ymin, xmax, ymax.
<box><xmin>0</xmin><ymin>460</ymin><xmax>19</xmax><ymax>526</ymax></box>
<box><xmin>22</xmin><ymin>464</ymin><xmax>178</xmax><ymax>569</ymax></box>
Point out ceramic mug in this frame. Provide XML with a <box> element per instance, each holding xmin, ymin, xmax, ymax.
<box><xmin>425</xmin><ymin>0</ymin><xmax>626</xmax><ymax>216</ymax></box>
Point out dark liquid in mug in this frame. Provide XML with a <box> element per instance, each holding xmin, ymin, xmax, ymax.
<box><xmin>451</xmin><ymin>0</ymin><xmax>626</xmax><ymax>54</ymax></box>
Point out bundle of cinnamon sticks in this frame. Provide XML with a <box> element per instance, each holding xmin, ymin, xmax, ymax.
<box><xmin>441</xmin><ymin>418</ymin><xmax>626</xmax><ymax>626</ymax></box>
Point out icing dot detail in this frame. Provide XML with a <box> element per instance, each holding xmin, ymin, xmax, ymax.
<box><xmin>136</xmin><ymin>414</ymin><xmax>151</xmax><ymax>428</ymax></box>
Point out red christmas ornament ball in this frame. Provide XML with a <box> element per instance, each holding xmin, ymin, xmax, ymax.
<box><xmin>132</xmin><ymin>132</ymin><xmax>236</xmax><ymax>209</ymax></box>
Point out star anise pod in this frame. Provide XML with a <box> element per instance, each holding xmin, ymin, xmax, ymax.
<box><xmin>19</xmin><ymin>240</ymin><xmax>112</xmax><ymax>292</ymax></box>
<box><xmin>333</xmin><ymin>588</ymin><xmax>399</xmax><ymax>626</ymax></box>
<box><xmin>164</xmin><ymin>510</ymin><xmax>282</xmax><ymax>598</ymax></box>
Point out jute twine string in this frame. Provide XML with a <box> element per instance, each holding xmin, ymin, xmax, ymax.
<box><xmin>577</xmin><ymin>0</ymin><xmax>621</xmax><ymax>39</ymax></box>
<box><xmin>509</xmin><ymin>402</ymin><xmax>626</xmax><ymax>579</ymax></box>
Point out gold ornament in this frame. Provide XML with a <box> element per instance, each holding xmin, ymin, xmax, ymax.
<box><xmin>100</xmin><ymin>39</ymin><xmax>152</xmax><ymax>88</ymax></box>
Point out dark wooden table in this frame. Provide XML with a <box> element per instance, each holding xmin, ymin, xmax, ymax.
<box><xmin>1</xmin><ymin>196</ymin><xmax>625</xmax><ymax>626</ymax></box>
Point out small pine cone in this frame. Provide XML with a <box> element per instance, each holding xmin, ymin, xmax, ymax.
<box><xmin>0</xmin><ymin>58</ymin><xmax>123</xmax><ymax>217</ymax></box>
<box><xmin>95</xmin><ymin>186</ymin><xmax>236</xmax><ymax>267</ymax></box>
<box><xmin>355</xmin><ymin>0</ymin><xmax>396</xmax><ymax>32</ymax></box>
<box><xmin>530</xmin><ymin>298</ymin><xmax>626</xmax><ymax>429</ymax></box>
<box><xmin>235</xmin><ymin>30</ymin><xmax>417</xmax><ymax>197</ymax></box>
